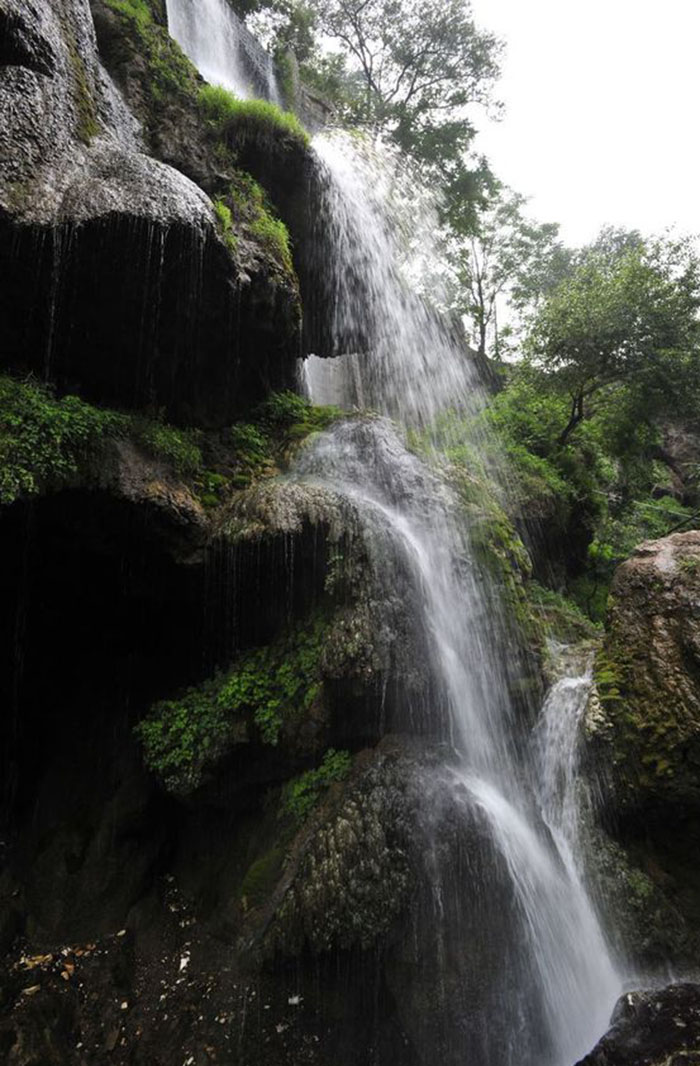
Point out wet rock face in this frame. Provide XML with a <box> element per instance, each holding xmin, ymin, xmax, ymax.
<box><xmin>583</xmin><ymin>531</ymin><xmax>700</xmax><ymax>973</ymax></box>
<box><xmin>575</xmin><ymin>983</ymin><xmax>700</xmax><ymax>1066</ymax></box>
<box><xmin>587</xmin><ymin>530</ymin><xmax>700</xmax><ymax>817</ymax></box>
<box><xmin>0</xmin><ymin>0</ymin><xmax>301</xmax><ymax>426</ymax></box>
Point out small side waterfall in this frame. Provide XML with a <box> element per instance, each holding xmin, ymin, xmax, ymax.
<box><xmin>165</xmin><ymin>0</ymin><xmax>281</xmax><ymax>103</ymax></box>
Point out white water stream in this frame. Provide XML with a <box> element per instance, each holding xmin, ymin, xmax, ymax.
<box><xmin>163</xmin><ymin>3</ymin><xmax>622</xmax><ymax>1060</ymax></box>
<box><xmin>165</xmin><ymin>0</ymin><xmax>281</xmax><ymax>103</ymax></box>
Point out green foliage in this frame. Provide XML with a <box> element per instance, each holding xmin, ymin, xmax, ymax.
<box><xmin>254</xmin><ymin>389</ymin><xmax>340</xmax><ymax>434</ymax></box>
<box><xmin>283</xmin><ymin>748</ymin><xmax>352</xmax><ymax>822</ymax></box>
<box><xmin>250</xmin><ymin>211</ymin><xmax>294</xmax><ymax>275</ymax></box>
<box><xmin>104</xmin><ymin>0</ymin><xmax>200</xmax><ymax>110</ymax></box>
<box><xmin>0</xmin><ymin>376</ymin><xmax>124</xmax><ymax>504</ymax></box>
<box><xmin>445</xmin><ymin>184</ymin><xmax>563</xmax><ymax>361</ymax></box>
<box><xmin>528</xmin><ymin>582</ymin><xmax>598</xmax><ymax>642</ymax></box>
<box><xmin>198</xmin><ymin>83</ymin><xmax>240</xmax><ymax>125</ymax></box>
<box><xmin>307</xmin><ymin>0</ymin><xmax>499</xmax><ymax>162</ymax></box>
<box><xmin>569</xmin><ymin>495</ymin><xmax>697</xmax><ymax>621</ymax></box>
<box><xmin>135</xmin><ymin>675</ymin><xmax>231</xmax><ymax>794</ymax></box>
<box><xmin>214</xmin><ymin>198</ymin><xmax>238</xmax><ymax>254</ymax></box>
<box><xmin>136</xmin><ymin>617</ymin><xmax>327</xmax><ymax>792</ymax></box>
<box><xmin>223</xmin><ymin>393</ymin><xmax>342</xmax><ymax>487</ymax></box>
<box><xmin>0</xmin><ymin>375</ymin><xmax>203</xmax><ymax>506</ymax></box>
<box><xmin>131</xmin><ymin>419</ymin><xmax>203</xmax><ymax>473</ymax></box>
<box><xmin>198</xmin><ymin>84</ymin><xmax>309</xmax><ymax>146</ymax></box>
<box><xmin>526</xmin><ymin>235</ymin><xmax>700</xmax><ymax>445</ymax></box>
<box><xmin>220</xmin><ymin>170</ymin><xmax>296</xmax><ymax>278</ymax></box>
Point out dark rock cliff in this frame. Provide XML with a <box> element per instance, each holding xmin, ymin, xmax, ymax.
<box><xmin>0</xmin><ymin>0</ymin><xmax>303</xmax><ymax>427</ymax></box>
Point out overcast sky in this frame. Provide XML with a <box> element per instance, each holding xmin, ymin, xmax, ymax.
<box><xmin>469</xmin><ymin>0</ymin><xmax>700</xmax><ymax>247</ymax></box>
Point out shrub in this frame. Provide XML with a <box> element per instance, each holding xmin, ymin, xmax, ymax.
<box><xmin>0</xmin><ymin>375</ymin><xmax>203</xmax><ymax>505</ymax></box>
<box><xmin>136</xmin><ymin>617</ymin><xmax>327</xmax><ymax>792</ymax></box>
<box><xmin>283</xmin><ymin>749</ymin><xmax>352</xmax><ymax>822</ymax></box>
<box><xmin>0</xmin><ymin>375</ymin><xmax>125</xmax><ymax>504</ymax></box>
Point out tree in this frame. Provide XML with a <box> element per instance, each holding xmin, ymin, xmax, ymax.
<box><xmin>445</xmin><ymin>186</ymin><xmax>563</xmax><ymax>370</ymax></box>
<box><xmin>311</xmin><ymin>0</ymin><xmax>501</xmax><ymax>134</ymax></box>
<box><xmin>526</xmin><ymin>235</ymin><xmax>700</xmax><ymax>445</ymax></box>
<box><xmin>299</xmin><ymin>0</ymin><xmax>501</xmax><ymax>218</ymax></box>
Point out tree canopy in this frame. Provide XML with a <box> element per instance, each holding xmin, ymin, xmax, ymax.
<box><xmin>526</xmin><ymin>235</ymin><xmax>700</xmax><ymax>443</ymax></box>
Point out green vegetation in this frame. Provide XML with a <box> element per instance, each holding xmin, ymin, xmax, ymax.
<box><xmin>528</xmin><ymin>583</ymin><xmax>598</xmax><ymax>643</ymax></box>
<box><xmin>214</xmin><ymin>198</ymin><xmax>238</xmax><ymax>254</ymax></box>
<box><xmin>64</xmin><ymin>22</ymin><xmax>100</xmax><ymax>142</ymax></box>
<box><xmin>136</xmin><ymin>616</ymin><xmax>327</xmax><ymax>792</ymax></box>
<box><xmin>198</xmin><ymin>84</ymin><xmax>309</xmax><ymax>147</ymax></box>
<box><xmin>224</xmin><ymin>391</ymin><xmax>342</xmax><ymax>487</ymax></box>
<box><xmin>0</xmin><ymin>375</ymin><xmax>343</xmax><ymax>509</ymax></box>
<box><xmin>0</xmin><ymin>376</ymin><xmax>122</xmax><ymax>504</ymax></box>
<box><xmin>0</xmin><ymin>375</ymin><xmax>203</xmax><ymax>506</ymax></box>
<box><xmin>103</xmin><ymin>0</ymin><xmax>200</xmax><ymax>111</ymax></box>
<box><xmin>283</xmin><ymin>748</ymin><xmax>352</xmax><ymax>822</ymax></box>
<box><xmin>222</xmin><ymin>170</ymin><xmax>296</xmax><ymax>276</ymax></box>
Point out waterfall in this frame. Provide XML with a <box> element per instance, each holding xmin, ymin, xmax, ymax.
<box><xmin>160</xmin><ymin>2</ymin><xmax>622</xmax><ymax>1056</ymax></box>
<box><xmin>165</xmin><ymin>0</ymin><xmax>281</xmax><ymax>104</ymax></box>
<box><xmin>297</xmin><ymin>132</ymin><xmax>622</xmax><ymax>1065</ymax></box>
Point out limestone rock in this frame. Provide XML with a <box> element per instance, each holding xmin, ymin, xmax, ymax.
<box><xmin>586</xmin><ymin>530</ymin><xmax>700</xmax><ymax>816</ymax></box>
<box><xmin>0</xmin><ymin>0</ymin><xmax>301</xmax><ymax>426</ymax></box>
<box><xmin>575</xmin><ymin>983</ymin><xmax>700</xmax><ymax>1066</ymax></box>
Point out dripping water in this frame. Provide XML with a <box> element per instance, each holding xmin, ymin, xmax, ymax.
<box><xmin>160</xmin><ymin>1</ymin><xmax>622</xmax><ymax>1058</ymax></box>
<box><xmin>296</xmin><ymin>131</ymin><xmax>622</xmax><ymax>1065</ymax></box>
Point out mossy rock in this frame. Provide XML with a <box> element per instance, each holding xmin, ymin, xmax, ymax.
<box><xmin>585</xmin><ymin>531</ymin><xmax>700</xmax><ymax>816</ymax></box>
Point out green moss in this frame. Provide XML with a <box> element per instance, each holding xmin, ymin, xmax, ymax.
<box><xmin>103</xmin><ymin>0</ymin><xmax>201</xmax><ymax>115</ymax></box>
<box><xmin>0</xmin><ymin>375</ymin><xmax>202</xmax><ymax>505</ymax></box>
<box><xmin>283</xmin><ymin>749</ymin><xmax>352</xmax><ymax>822</ymax></box>
<box><xmin>61</xmin><ymin>19</ymin><xmax>100</xmax><ymax>142</ymax></box>
<box><xmin>136</xmin><ymin>616</ymin><xmax>327</xmax><ymax>792</ymax></box>
<box><xmin>240</xmin><ymin>847</ymin><xmax>285</xmax><ymax>910</ymax></box>
<box><xmin>198</xmin><ymin>84</ymin><xmax>309</xmax><ymax>148</ymax></box>
<box><xmin>213</xmin><ymin>198</ymin><xmax>238</xmax><ymax>254</ymax></box>
<box><xmin>528</xmin><ymin>582</ymin><xmax>599</xmax><ymax>642</ymax></box>
<box><xmin>223</xmin><ymin>392</ymin><xmax>342</xmax><ymax>487</ymax></box>
<box><xmin>222</xmin><ymin>171</ymin><xmax>295</xmax><ymax>278</ymax></box>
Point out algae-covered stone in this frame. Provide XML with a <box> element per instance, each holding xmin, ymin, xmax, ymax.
<box><xmin>263</xmin><ymin>743</ymin><xmax>415</xmax><ymax>954</ymax></box>
<box><xmin>586</xmin><ymin>530</ymin><xmax>700</xmax><ymax>816</ymax></box>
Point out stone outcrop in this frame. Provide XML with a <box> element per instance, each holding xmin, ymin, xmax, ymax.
<box><xmin>583</xmin><ymin>531</ymin><xmax>700</xmax><ymax>972</ymax></box>
<box><xmin>586</xmin><ymin>530</ymin><xmax>700</xmax><ymax>817</ymax></box>
<box><xmin>0</xmin><ymin>0</ymin><xmax>302</xmax><ymax>426</ymax></box>
<box><xmin>575</xmin><ymin>983</ymin><xmax>700</xmax><ymax>1066</ymax></box>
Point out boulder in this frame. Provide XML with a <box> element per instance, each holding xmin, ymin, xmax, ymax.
<box><xmin>575</xmin><ymin>983</ymin><xmax>700</xmax><ymax>1066</ymax></box>
<box><xmin>583</xmin><ymin>531</ymin><xmax>700</xmax><ymax>972</ymax></box>
<box><xmin>587</xmin><ymin>530</ymin><xmax>700</xmax><ymax>817</ymax></box>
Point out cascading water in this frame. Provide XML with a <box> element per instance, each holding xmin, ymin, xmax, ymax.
<box><xmin>160</xmin><ymin>3</ymin><xmax>622</xmax><ymax>1057</ymax></box>
<box><xmin>165</xmin><ymin>0</ymin><xmax>281</xmax><ymax>104</ymax></box>
<box><xmin>297</xmin><ymin>132</ymin><xmax>622</xmax><ymax>1065</ymax></box>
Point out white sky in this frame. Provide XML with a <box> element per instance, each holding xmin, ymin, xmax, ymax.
<box><xmin>469</xmin><ymin>0</ymin><xmax>700</xmax><ymax>246</ymax></box>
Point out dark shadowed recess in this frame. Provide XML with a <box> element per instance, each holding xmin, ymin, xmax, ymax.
<box><xmin>0</xmin><ymin>484</ymin><xmax>393</xmax><ymax>953</ymax></box>
<box><xmin>0</xmin><ymin>214</ymin><xmax>300</xmax><ymax>428</ymax></box>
